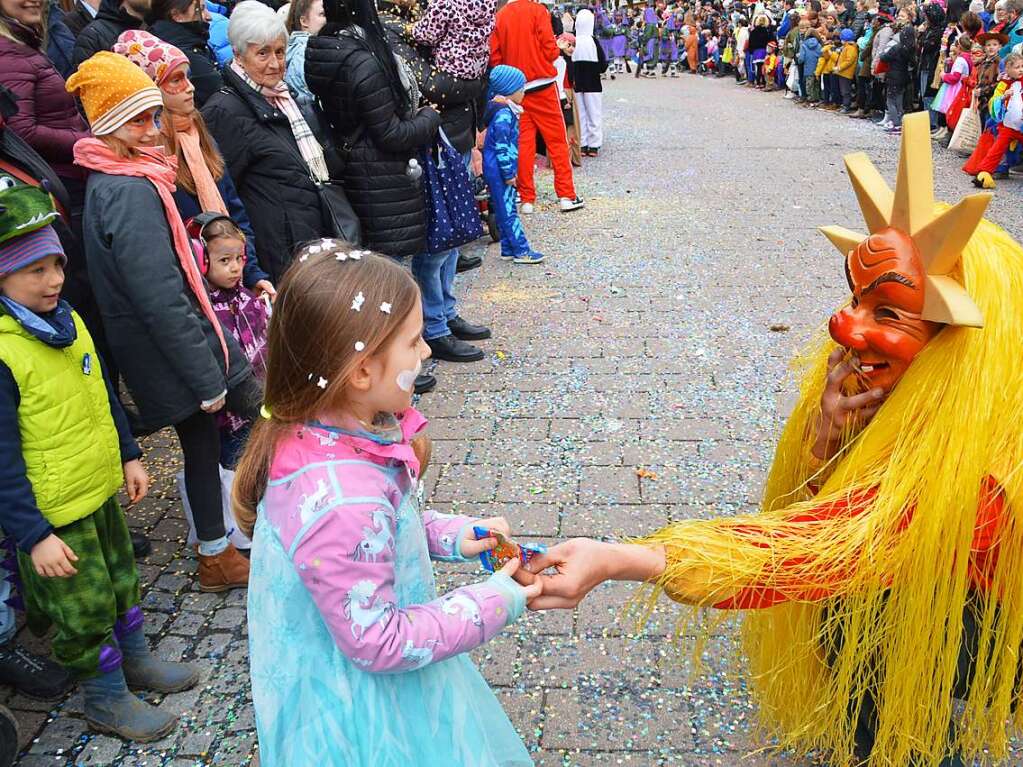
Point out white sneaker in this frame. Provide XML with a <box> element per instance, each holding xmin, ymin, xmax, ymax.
<box><xmin>559</xmin><ymin>196</ymin><xmax>585</xmax><ymax>212</ymax></box>
<box><xmin>931</xmin><ymin>127</ymin><xmax>948</xmax><ymax>142</ymax></box>
<box><xmin>520</xmin><ymin>202</ymin><xmax>534</xmax><ymax>214</ymax></box>
<box><xmin>877</xmin><ymin>119</ymin><xmax>893</xmax><ymax>130</ymax></box>
<box><xmin>784</xmin><ymin>91</ymin><xmax>795</xmax><ymax>99</ymax></box>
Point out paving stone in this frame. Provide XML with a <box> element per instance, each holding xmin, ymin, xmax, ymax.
<box><xmin>73</xmin><ymin>735</ymin><xmax>123</xmax><ymax>765</ymax></box>
<box><xmin>542</xmin><ymin>687</ymin><xmax>695</xmax><ymax>751</ymax></box>
<box><xmin>28</xmin><ymin>715</ymin><xmax>87</xmax><ymax>754</ymax></box>
<box><xmin>210</xmin><ymin>607</ymin><xmax>247</xmax><ymax>630</ymax></box>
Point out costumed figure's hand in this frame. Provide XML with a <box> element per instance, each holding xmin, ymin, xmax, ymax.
<box><xmin>123</xmin><ymin>459</ymin><xmax>150</xmax><ymax>504</ymax></box>
<box><xmin>514</xmin><ymin>538</ymin><xmax>665</xmax><ymax>610</ymax></box>
<box><xmin>460</xmin><ymin>516</ymin><xmax>512</xmax><ymax>558</ymax></box>
<box><xmin>30</xmin><ymin>534</ymin><xmax>79</xmax><ymax>578</ymax></box>
<box><xmin>812</xmin><ymin>348</ymin><xmax>886</xmax><ymax>461</ymax></box>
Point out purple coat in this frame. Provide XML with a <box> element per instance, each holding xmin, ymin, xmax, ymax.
<box><xmin>210</xmin><ymin>283</ymin><xmax>269</xmax><ymax>433</ymax></box>
<box><xmin>0</xmin><ymin>28</ymin><xmax>89</xmax><ymax>181</ymax></box>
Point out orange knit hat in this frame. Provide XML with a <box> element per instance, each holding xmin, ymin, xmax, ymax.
<box><xmin>66</xmin><ymin>51</ymin><xmax>164</xmax><ymax>136</ymax></box>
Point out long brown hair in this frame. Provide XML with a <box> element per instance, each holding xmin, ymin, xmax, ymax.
<box><xmin>285</xmin><ymin>0</ymin><xmax>316</xmax><ymax>32</ymax></box>
<box><xmin>162</xmin><ymin>113</ymin><xmax>226</xmax><ymax>195</ymax></box>
<box><xmin>232</xmin><ymin>242</ymin><xmax>421</xmax><ymax>536</ymax></box>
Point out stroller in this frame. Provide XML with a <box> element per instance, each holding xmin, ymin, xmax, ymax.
<box><xmin>473</xmin><ymin>175</ymin><xmax>500</xmax><ymax>243</ymax></box>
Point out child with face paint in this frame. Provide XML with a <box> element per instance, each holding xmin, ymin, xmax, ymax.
<box><xmin>233</xmin><ymin>243</ymin><xmax>540</xmax><ymax>766</ymax></box>
<box><xmin>187</xmin><ymin>213</ymin><xmax>271</xmax><ymax>468</ymax></box>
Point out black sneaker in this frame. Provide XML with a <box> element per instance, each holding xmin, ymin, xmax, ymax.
<box><xmin>0</xmin><ymin>641</ymin><xmax>72</xmax><ymax>701</ymax></box>
<box><xmin>426</xmin><ymin>335</ymin><xmax>485</xmax><ymax>363</ymax></box>
<box><xmin>0</xmin><ymin>705</ymin><xmax>16</xmax><ymax>767</ymax></box>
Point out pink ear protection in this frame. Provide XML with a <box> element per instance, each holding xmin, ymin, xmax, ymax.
<box><xmin>184</xmin><ymin>212</ymin><xmax>244</xmax><ymax>275</ymax></box>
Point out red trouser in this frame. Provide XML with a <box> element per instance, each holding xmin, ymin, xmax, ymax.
<box><xmin>517</xmin><ymin>84</ymin><xmax>576</xmax><ymax>203</ymax></box>
<box><xmin>963</xmin><ymin>125</ymin><xmax>1023</xmax><ymax>175</ymax></box>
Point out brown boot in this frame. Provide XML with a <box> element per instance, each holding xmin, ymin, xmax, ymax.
<box><xmin>198</xmin><ymin>544</ymin><xmax>250</xmax><ymax>593</ymax></box>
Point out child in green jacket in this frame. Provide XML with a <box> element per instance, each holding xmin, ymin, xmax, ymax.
<box><xmin>0</xmin><ymin>188</ymin><xmax>199</xmax><ymax>742</ymax></box>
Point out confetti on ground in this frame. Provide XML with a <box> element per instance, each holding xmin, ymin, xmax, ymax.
<box><xmin>14</xmin><ymin>69</ymin><xmax>1023</xmax><ymax>767</ymax></box>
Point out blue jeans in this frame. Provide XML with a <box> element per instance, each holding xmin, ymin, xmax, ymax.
<box><xmin>0</xmin><ymin>574</ymin><xmax>15</xmax><ymax>645</ymax></box>
<box><xmin>411</xmin><ymin>149</ymin><xmax>473</xmax><ymax>341</ymax></box>
<box><xmin>411</xmin><ymin>248</ymin><xmax>459</xmax><ymax>340</ymax></box>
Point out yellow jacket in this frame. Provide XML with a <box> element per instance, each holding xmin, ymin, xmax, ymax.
<box><xmin>835</xmin><ymin>42</ymin><xmax>858</xmax><ymax>78</ymax></box>
<box><xmin>815</xmin><ymin>44</ymin><xmax>836</xmax><ymax>76</ymax></box>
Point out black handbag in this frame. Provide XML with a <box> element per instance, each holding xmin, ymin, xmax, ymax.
<box><xmin>316</xmin><ymin>179</ymin><xmax>362</xmax><ymax>246</ymax></box>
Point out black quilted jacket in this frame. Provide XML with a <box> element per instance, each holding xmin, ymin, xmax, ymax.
<box><xmin>305</xmin><ymin>27</ymin><xmax>440</xmax><ymax>258</ymax></box>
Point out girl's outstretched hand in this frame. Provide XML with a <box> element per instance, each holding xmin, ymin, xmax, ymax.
<box><xmin>459</xmin><ymin>516</ymin><xmax>512</xmax><ymax>558</ymax></box>
<box><xmin>500</xmin><ymin>557</ymin><xmax>542</xmax><ymax>601</ymax></box>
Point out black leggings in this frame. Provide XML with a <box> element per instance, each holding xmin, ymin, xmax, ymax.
<box><xmin>173</xmin><ymin>375</ymin><xmax>261</xmax><ymax>542</ymax></box>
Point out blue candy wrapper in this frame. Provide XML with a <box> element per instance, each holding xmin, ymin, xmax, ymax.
<box><xmin>473</xmin><ymin>526</ymin><xmax>547</xmax><ymax>573</ymax></box>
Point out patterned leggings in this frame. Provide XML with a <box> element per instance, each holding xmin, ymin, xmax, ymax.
<box><xmin>18</xmin><ymin>496</ymin><xmax>140</xmax><ymax>678</ymax></box>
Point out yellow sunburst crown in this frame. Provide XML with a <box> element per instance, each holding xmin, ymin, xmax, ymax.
<box><xmin>818</xmin><ymin>112</ymin><xmax>990</xmax><ymax>327</ymax></box>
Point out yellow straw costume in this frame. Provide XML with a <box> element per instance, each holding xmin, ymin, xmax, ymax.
<box><xmin>637</xmin><ymin>114</ymin><xmax>1023</xmax><ymax>765</ymax></box>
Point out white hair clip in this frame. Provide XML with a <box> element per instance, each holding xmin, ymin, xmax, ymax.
<box><xmin>351</xmin><ymin>291</ymin><xmax>365</xmax><ymax>311</ymax></box>
<box><xmin>354</xmin><ymin>341</ymin><xmax>366</xmax><ymax>352</ymax></box>
<box><xmin>307</xmin><ymin>244</ymin><xmax>323</xmax><ymax>255</ymax></box>
<box><xmin>336</xmin><ymin>252</ymin><xmax>347</xmax><ymax>261</ymax></box>
<box><xmin>320</xmin><ymin>238</ymin><xmax>333</xmax><ymax>248</ymax></box>
<box><xmin>299</xmin><ymin>252</ymin><xmax>310</xmax><ymax>262</ymax></box>
<box><xmin>307</xmin><ymin>373</ymin><xmax>313</xmax><ymax>381</ymax></box>
<box><xmin>317</xmin><ymin>376</ymin><xmax>328</xmax><ymax>389</ymax></box>
<box><xmin>349</xmin><ymin>250</ymin><xmax>363</xmax><ymax>260</ymax></box>
<box><xmin>379</xmin><ymin>302</ymin><xmax>392</xmax><ymax>314</ymax></box>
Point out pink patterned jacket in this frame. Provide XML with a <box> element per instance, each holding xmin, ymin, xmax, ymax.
<box><xmin>411</xmin><ymin>0</ymin><xmax>496</xmax><ymax>80</ymax></box>
<box><xmin>261</xmin><ymin>408</ymin><xmax>525</xmax><ymax>673</ymax></box>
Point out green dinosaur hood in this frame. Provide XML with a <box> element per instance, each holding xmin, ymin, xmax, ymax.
<box><xmin>0</xmin><ymin>175</ymin><xmax>60</xmax><ymax>246</ymax></box>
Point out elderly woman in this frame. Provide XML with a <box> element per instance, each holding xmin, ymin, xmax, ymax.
<box><xmin>202</xmin><ymin>0</ymin><xmax>332</xmax><ymax>282</ymax></box>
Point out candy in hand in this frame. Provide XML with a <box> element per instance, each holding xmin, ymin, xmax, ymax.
<box><xmin>473</xmin><ymin>526</ymin><xmax>547</xmax><ymax>573</ymax></box>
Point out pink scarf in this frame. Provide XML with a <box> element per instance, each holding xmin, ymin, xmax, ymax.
<box><xmin>73</xmin><ymin>138</ymin><xmax>229</xmax><ymax>370</ymax></box>
<box><xmin>170</xmin><ymin>113</ymin><xmax>228</xmax><ymax>216</ymax></box>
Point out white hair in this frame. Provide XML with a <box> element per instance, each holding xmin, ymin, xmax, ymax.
<box><xmin>228</xmin><ymin>0</ymin><xmax>288</xmax><ymax>56</ymax></box>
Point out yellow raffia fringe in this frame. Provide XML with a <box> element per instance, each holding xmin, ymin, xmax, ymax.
<box><xmin>631</xmin><ymin>209</ymin><xmax>1023</xmax><ymax>766</ymax></box>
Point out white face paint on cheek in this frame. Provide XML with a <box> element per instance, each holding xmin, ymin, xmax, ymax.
<box><xmin>396</xmin><ymin>358</ymin><xmax>422</xmax><ymax>393</ymax></box>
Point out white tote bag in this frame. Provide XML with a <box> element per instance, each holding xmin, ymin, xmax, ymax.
<box><xmin>176</xmin><ymin>466</ymin><xmax>253</xmax><ymax>550</ymax></box>
<box><xmin>786</xmin><ymin>61</ymin><xmax>799</xmax><ymax>92</ymax></box>
<box><xmin>948</xmin><ymin>101</ymin><xmax>982</xmax><ymax>156</ymax></box>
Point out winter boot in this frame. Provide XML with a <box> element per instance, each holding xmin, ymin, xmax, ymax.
<box><xmin>82</xmin><ymin>664</ymin><xmax>178</xmax><ymax>742</ymax></box>
<box><xmin>198</xmin><ymin>542</ymin><xmax>250</xmax><ymax>592</ymax></box>
<box><xmin>117</xmin><ymin>610</ymin><xmax>199</xmax><ymax>693</ymax></box>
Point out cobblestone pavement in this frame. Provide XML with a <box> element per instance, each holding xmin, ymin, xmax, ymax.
<box><xmin>11</xmin><ymin>74</ymin><xmax>1023</xmax><ymax>766</ymax></box>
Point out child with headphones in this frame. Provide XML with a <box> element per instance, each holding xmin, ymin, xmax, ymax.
<box><xmin>187</xmin><ymin>213</ymin><xmax>270</xmax><ymax>468</ymax></box>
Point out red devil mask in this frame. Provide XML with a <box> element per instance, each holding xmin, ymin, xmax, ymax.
<box><xmin>828</xmin><ymin>228</ymin><xmax>941</xmax><ymax>393</ymax></box>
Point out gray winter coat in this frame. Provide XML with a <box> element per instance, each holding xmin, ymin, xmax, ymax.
<box><xmin>82</xmin><ymin>172</ymin><xmax>251</xmax><ymax>433</ymax></box>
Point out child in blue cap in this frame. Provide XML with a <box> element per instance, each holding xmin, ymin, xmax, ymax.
<box><xmin>483</xmin><ymin>64</ymin><xmax>546</xmax><ymax>265</ymax></box>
